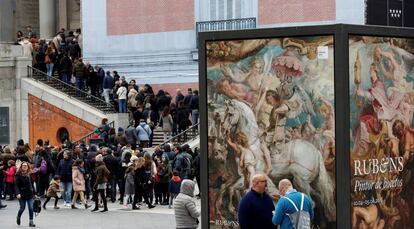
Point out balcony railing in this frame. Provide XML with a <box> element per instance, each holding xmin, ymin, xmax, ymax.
<box><xmin>196</xmin><ymin>17</ymin><xmax>256</xmax><ymax>48</ymax></box>
<box><xmin>196</xmin><ymin>17</ymin><xmax>257</xmax><ymax>33</ymax></box>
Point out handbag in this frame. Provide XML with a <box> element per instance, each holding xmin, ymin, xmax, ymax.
<box><xmin>45</xmin><ymin>55</ymin><xmax>51</xmax><ymax>64</ymax></box>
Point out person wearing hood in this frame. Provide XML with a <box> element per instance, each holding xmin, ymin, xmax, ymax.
<box><xmin>173</xmin><ymin>179</ymin><xmax>200</xmax><ymax>229</ymax></box>
<box><xmin>71</xmin><ymin>159</ymin><xmax>91</xmax><ymax>209</ymax></box>
<box><xmin>114</xmin><ymin>127</ymin><xmax>128</xmax><ymax>147</ymax></box>
<box><xmin>43</xmin><ymin>175</ymin><xmax>63</xmax><ymax>210</ymax></box>
<box><xmin>91</xmin><ymin>154</ymin><xmax>110</xmax><ymax>212</ymax></box>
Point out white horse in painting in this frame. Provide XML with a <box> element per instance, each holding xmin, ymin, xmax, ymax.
<box><xmin>222</xmin><ymin>99</ymin><xmax>336</xmax><ymax>222</ymax></box>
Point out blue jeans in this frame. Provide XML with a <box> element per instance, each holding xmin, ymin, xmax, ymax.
<box><xmin>46</xmin><ymin>63</ymin><xmax>54</xmax><ymax>79</ymax></box>
<box><xmin>76</xmin><ymin>78</ymin><xmax>84</xmax><ymax>96</ymax></box>
<box><xmin>61</xmin><ymin>181</ymin><xmax>73</xmax><ymax>204</ymax></box>
<box><xmin>191</xmin><ymin>109</ymin><xmax>199</xmax><ymax>126</ymax></box>
<box><xmin>119</xmin><ymin>99</ymin><xmax>127</xmax><ymax>113</ymax></box>
<box><xmin>18</xmin><ymin>199</ymin><xmax>34</xmax><ymax>220</ymax></box>
<box><xmin>61</xmin><ymin>73</ymin><xmax>70</xmax><ymax>85</ymax></box>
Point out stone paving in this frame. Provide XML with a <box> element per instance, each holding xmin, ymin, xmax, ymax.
<box><xmin>0</xmin><ymin>196</ymin><xmax>201</xmax><ymax>229</ymax></box>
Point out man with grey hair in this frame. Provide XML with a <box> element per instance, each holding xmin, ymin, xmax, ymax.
<box><xmin>238</xmin><ymin>174</ymin><xmax>274</xmax><ymax>229</ymax></box>
<box><xmin>272</xmin><ymin>179</ymin><xmax>314</xmax><ymax>228</ymax></box>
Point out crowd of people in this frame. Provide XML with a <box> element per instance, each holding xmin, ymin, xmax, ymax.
<box><xmin>0</xmin><ymin>130</ymin><xmax>201</xmax><ymax>227</ymax></box>
<box><xmin>18</xmin><ymin>26</ymin><xmax>199</xmax><ymax>144</ymax></box>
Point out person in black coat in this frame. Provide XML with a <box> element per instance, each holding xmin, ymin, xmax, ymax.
<box><xmin>14</xmin><ymin>161</ymin><xmax>36</xmax><ymax>227</ymax></box>
<box><xmin>60</xmin><ymin>51</ymin><xmax>72</xmax><ymax>85</ymax></box>
<box><xmin>56</xmin><ymin>151</ymin><xmax>74</xmax><ymax>206</ymax></box>
<box><xmin>156</xmin><ymin>90</ymin><xmax>171</xmax><ymax>114</ymax></box>
<box><xmin>103</xmin><ymin>148</ymin><xmax>120</xmax><ymax>203</ymax></box>
<box><xmin>176</xmin><ymin>101</ymin><xmax>191</xmax><ymax>141</ymax></box>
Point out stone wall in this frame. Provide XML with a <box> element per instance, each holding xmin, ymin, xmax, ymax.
<box><xmin>15</xmin><ymin>0</ymin><xmax>40</xmax><ymax>36</ymax></box>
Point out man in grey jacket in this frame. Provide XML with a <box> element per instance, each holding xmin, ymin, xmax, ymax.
<box><xmin>173</xmin><ymin>179</ymin><xmax>200</xmax><ymax>229</ymax></box>
<box><xmin>125</xmin><ymin>120</ymin><xmax>139</xmax><ymax>150</ymax></box>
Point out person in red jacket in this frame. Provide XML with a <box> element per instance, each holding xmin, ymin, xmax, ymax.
<box><xmin>4</xmin><ymin>160</ymin><xmax>16</xmax><ymax>200</ymax></box>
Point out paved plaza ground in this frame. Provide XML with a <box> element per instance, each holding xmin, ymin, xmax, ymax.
<box><xmin>0</xmin><ymin>197</ymin><xmax>201</xmax><ymax>229</ymax></box>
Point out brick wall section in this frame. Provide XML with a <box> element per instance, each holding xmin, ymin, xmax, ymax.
<box><xmin>107</xmin><ymin>0</ymin><xmax>195</xmax><ymax>36</ymax></box>
<box><xmin>259</xmin><ymin>0</ymin><xmax>335</xmax><ymax>25</ymax></box>
<box><xmin>28</xmin><ymin>94</ymin><xmax>95</xmax><ymax>148</ymax></box>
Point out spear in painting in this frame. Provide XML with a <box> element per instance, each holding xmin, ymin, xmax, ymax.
<box><xmin>354</xmin><ymin>51</ymin><xmax>363</xmax><ymax>108</ymax></box>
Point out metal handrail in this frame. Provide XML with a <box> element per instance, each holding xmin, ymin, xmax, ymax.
<box><xmin>72</xmin><ymin>121</ymin><xmax>115</xmax><ymax>146</ymax></box>
<box><xmin>159</xmin><ymin>123</ymin><xmax>199</xmax><ymax>148</ymax></box>
<box><xmin>27</xmin><ymin>66</ymin><xmax>117</xmax><ymax>113</ymax></box>
<box><xmin>196</xmin><ymin>17</ymin><xmax>256</xmax><ymax>33</ymax></box>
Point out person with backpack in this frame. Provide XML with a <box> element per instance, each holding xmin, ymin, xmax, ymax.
<box><xmin>272</xmin><ymin>179</ymin><xmax>314</xmax><ymax>229</ymax></box>
<box><xmin>36</xmin><ymin>153</ymin><xmax>51</xmax><ymax>198</ymax></box>
<box><xmin>173</xmin><ymin>145</ymin><xmax>192</xmax><ymax>180</ymax></box>
<box><xmin>14</xmin><ymin>161</ymin><xmax>36</xmax><ymax>227</ymax></box>
<box><xmin>238</xmin><ymin>174</ymin><xmax>274</xmax><ymax>229</ymax></box>
<box><xmin>136</xmin><ymin>119</ymin><xmax>152</xmax><ymax>148</ymax></box>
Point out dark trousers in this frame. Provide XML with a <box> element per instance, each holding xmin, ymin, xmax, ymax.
<box><xmin>93</xmin><ymin>189</ymin><xmax>107</xmax><ymax>210</ymax></box>
<box><xmin>133</xmin><ymin>185</ymin><xmax>153</xmax><ymax>207</ymax></box>
<box><xmin>160</xmin><ymin>182</ymin><xmax>169</xmax><ymax>203</ymax></box>
<box><xmin>108</xmin><ymin>177</ymin><xmax>124</xmax><ymax>202</ymax></box>
<box><xmin>6</xmin><ymin>182</ymin><xmax>14</xmax><ymax>198</ymax></box>
<box><xmin>36</xmin><ymin>174</ymin><xmax>49</xmax><ymax>196</ymax></box>
<box><xmin>154</xmin><ymin>182</ymin><xmax>162</xmax><ymax>204</ymax></box>
<box><xmin>43</xmin><ymin>196</ymin><xmax>59</xmax><ymax>207</ymax></box>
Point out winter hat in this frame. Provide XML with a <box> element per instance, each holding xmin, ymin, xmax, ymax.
<box><xmin>130</xmin><ymin>156</ymin><xmax>139</xmax><ymax>162</ymax></box>
<box><xmin>118</xmin><ymin>127</ymin><xmax>124</xmax><ymax>132</ymax></box>
<box><xmin>95</xmin><ymin>154</ymin><xmax>103</xmax><ymax>162</ymax></box>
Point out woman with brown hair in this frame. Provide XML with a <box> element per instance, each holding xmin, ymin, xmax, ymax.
<box><xmin>14</xmin><ymin>161</ymin><xmax>36</xmax><ymax>227</ymax></box>
<box><xmin>45</xmin><ymin>46</ymin><xmax>56</xmax><ymax>79</ymax></box>
<box><xmin>91</xmin><ymin>155</ymin><xmax>110</xmax><ymax>212</ymax></box>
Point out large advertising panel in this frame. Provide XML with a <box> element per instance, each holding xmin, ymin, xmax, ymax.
<box><xmin>206</xmin><ymin>36</ymin><xmax>337</xmax><ymax>228</ymax></box>
<box><xmin>349</xmin><ymin>36</ymin><xmax>414</xmax><ymax>228</ymax></box>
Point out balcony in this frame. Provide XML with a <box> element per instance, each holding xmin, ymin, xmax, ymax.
<box><xmin>195</xmin><ymin>17</ymin><xmax>256</xmax><ymax>50</ymax></box>
<box><xmin>196</xmin><ymin>17</ymin><xmax>256</xmax><ymax>33</ymax></box>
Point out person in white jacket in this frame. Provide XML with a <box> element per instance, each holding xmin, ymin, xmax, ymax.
<box><xmin>20</xmin><ymin>38</ymin><xmax>33</xmax><ymax>58</ymax></box>
<box><xmin>173</xmin><ymin>179</ymin><xmax>200</xmax><ymax>229</ymax></box>
<box><xmin>117</xmin><ymin>84</ymin><xmax>127</xmax><ymax>113</ymax></box>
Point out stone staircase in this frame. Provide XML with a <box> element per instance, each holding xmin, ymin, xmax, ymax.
<box><xmin>28</xmin><ymin>66</ymin><xmax>117</xmax><ymax>113</ymax></box>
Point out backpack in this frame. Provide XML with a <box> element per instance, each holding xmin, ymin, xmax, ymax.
<box><xmin>40</xmin><ymin>159</ymin><xmax>47</xmax><ymax>175</ymax></box>
<box><xmin>33</xmin><ymin>197</ymin><xmax>42</xmax><ymax>216</ymax></box>
<box><xmin>181</xmin><ymin>155</ymin><xmax>191</xmax><ymax>172</ymax></box>
<box><xmin>283</xmin><ymin>193</ymin><xmax>311</xmax><ymax>229</ymax></box>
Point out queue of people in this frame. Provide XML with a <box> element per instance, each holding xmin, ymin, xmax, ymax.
<box><xmin>0</xmin><ymin>130</ymin><xmax>201</xmax><ymax>227</ymax></box>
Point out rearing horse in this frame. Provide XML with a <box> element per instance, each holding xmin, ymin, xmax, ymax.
<box><xmin>222</xmin><ymin>99</ymin><xmax>336</xmax><ymax>222</ymax></box>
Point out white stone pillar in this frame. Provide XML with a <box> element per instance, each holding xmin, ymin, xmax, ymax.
<box><xmin>39</xmin><ymin>0</ymin><xmax>56</xmax><ymax>39</ymax></box>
